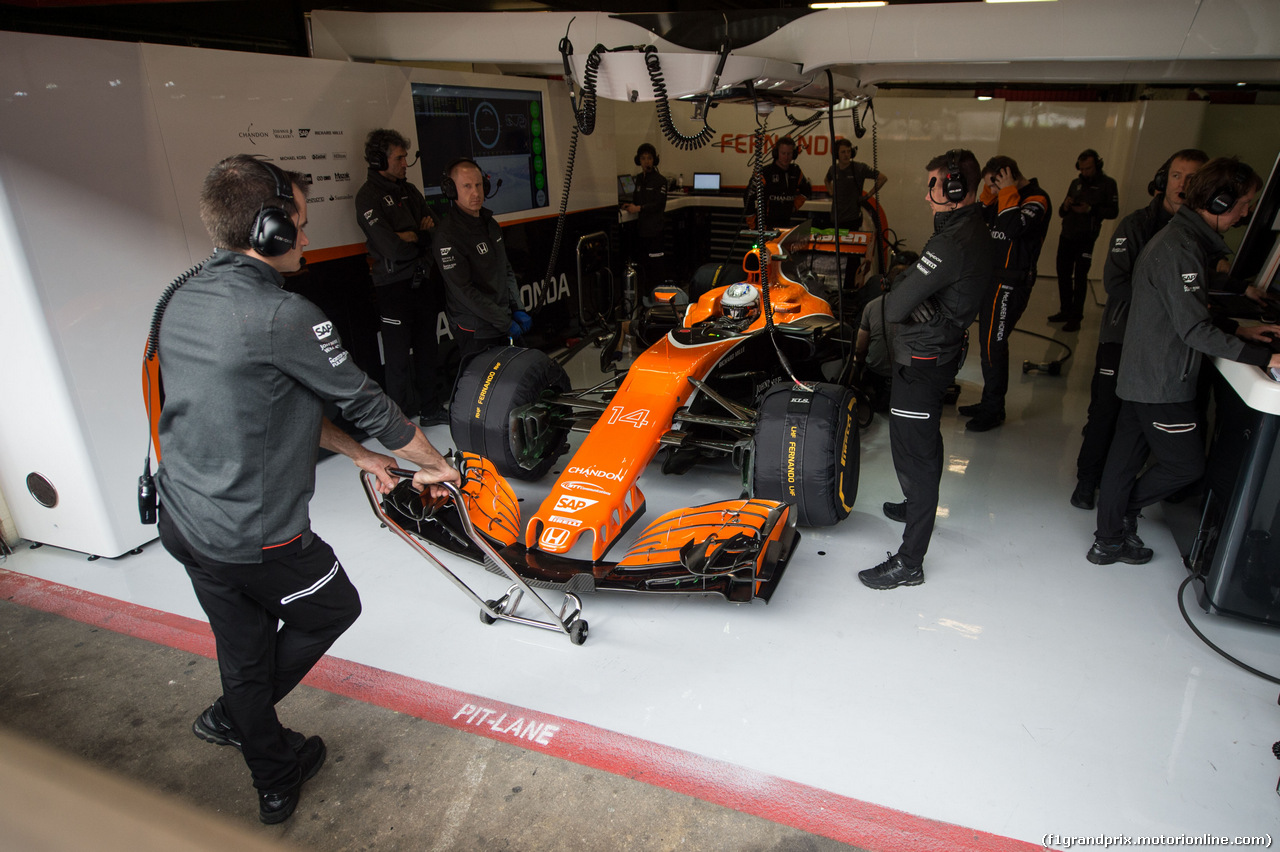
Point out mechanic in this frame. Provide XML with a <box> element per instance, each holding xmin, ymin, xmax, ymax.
<box><xmin>621</xmin><ymin>142</ymin><xmax>669</xmax><ymax>295</ymax></box>
<box><xmin>1070</xmin><ymin>149</ymin><xmax>1209</xmax><ymax>510</ymax></box>
<box><xmin>854</xmin><ymin>293</ymin><xmax>894</xmax><ymax>415</ymax></box>
<box><xmin>960</xmin><ymin>155</ymin><xmax>1052</xmax><ymax>432</ymax></box>
<box><xmin>156</xmin><ymin>154</ymin><xmax>459</xmax><ymax>824</ymax></box>
<box><xmin>1051</xmin><ymin>148</ymin><xmax>1119</xmax><ymax>332</ymax></box>
<box><xmin>1088</xmin><ymin>157</ymin><xmax>1280</xmax><ymax>565</ymax></box>
<box><xmin>860</xmin><ymin>149</ymin><xmax>994</xmax><ymax>590</ymax></box>
<box><xmin>355</xmin><ymin>129</ymin><xmax>449</xmax><ymax>427</ymax></box>
<box><xmin>432</xmin><ymin>158</ymin><xmax>530</xmax><ymax>369</ymax></box>
<box><xmin>745</xmin><ymin>135</ymin><xmax>812</xmax><ymax>231</ymax></box>
<box><xmin>826</xmin><ymin>138</ymin><xmax>887</xmax><ymax>233</ymax></box>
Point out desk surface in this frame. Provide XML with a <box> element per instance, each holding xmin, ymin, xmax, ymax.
<box><xmin>618</xmin><ymin>194</ymin><xmax>832</xmax><ymax>223</ymax></box>
<box><xmin>1214</xmin><ymin>356</ymin><xmax>1280</xmax><ymax>415</ymax></box>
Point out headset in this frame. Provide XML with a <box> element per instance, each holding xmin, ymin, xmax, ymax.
<box><xmin>249</xmin><ymin>159</ymin><xmax>298</xmax><ymax>257</ymax></box>
<box><xmin>941</xmin><ymin>149</ymin><xmax>968</xmax><ymax>203</ymax></box>
<box><xmin>1207</xmin><ymin>162</ymin><xmax>1249</xmax><ymax>216</ymax></box>
<box><xmin>440</xmin><ymin>157</ymin><xmax>492</xmax><ymax>201</ymax></box>
<box><xmin>366</xmin><ymin>146</ymin><xmax>388</xmax><ymax>172</ymax></box>
<box><xmin>770</xmin><ymin>136</ymin><xmax>799</xmax><ymax>162</ymax></box>
<box><xmin>1076</xmin><ymin>149</ymin><xmax>1104</xmax><ymax>172</ymax></box>
<box><xmin>1149</xmin><ymin>157</ymin><xmax>1172</xmax><ymax>196</ymax></box>
<box><xmin>835</xmin><ymin>138</ymin><xmax>858</xmax><ymax>160</ymax></box>
<box><xmin>634</xmin><ymin>142</ymin><xmax>659</xmax><ymax>167</ymax></box>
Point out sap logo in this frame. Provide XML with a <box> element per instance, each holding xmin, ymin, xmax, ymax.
<box><xmin>553</xmin><ymin>495</ymin><xmax>597</xmax><ymax>514</ymax></box>
<box><xmin>561</xmin><ymin>480</ymin><xmax>610</xmax><ymax>495</ymax></box>
<box><xmin>313</xmin><ymin>321</ymin><xmax>334</xmax><ymax>340</ymax></box>
<box><xmin>539</xmin><ymin>527</ymin><xmax>571</xmax><ymax>549</ymax></box>
<box><xmin>298</xmin><ymin>128</ymin><xmax>310</xmax><ymax>138</ymax></box>
<box><xmin>1114</xmin><ymin>237</ymin><xmax>1127</xmax><ymax>247</ymax></box>
<box><xmin>1182</xmin><ymin>273</ymin><xmax>1198</xmax><ymax>284</ymax></box>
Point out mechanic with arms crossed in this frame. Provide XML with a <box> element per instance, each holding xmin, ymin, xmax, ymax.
<box><xmin>1088</xmin><ymin>157</ymin><xmax>1280</xmax><ymax>565</ymax></box>
<box><xmin>860</xmin><ymin>149</ymin><xmax>994</xmax><ymax>590</ymax></box>
<box><xmin>156</xmin><ymin>154</ymin><xmax>458</xmax><ymax>824</ymax></box>
<box><xmin>961</xmin><ymin>155</ymin><xmax>1051</xmax><ymax>432</ymax></box>
<box><xmin>1052</xmin><ymin>148</ymin><xmax>1119</xmax><ymax>332</ymax></box>
<box><xmin>355</xmin><ymin>129</ymin><xmax>448</xmax><ymax>427</ymax></box>
<box><xmin>1070</xmin><ymin>149</ymin><xmax>1210</xmax><ymax>510</ymax></box>
<box><xmin>433</xmin><ymin>158</ymin><xmax>531</xmax><ymax>368</ymax></box>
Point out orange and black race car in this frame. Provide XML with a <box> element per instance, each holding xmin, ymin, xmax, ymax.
<box><xmin>370</xmin><ymin>221</ymin><xmax>878</xmax><ymax>635</ymax></box>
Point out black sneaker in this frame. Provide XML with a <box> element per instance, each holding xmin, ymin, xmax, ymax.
<box><xmin>1070</xmin><ymin>481</ymin><xmax>1096</xmax><ymax>510</ymax></box>
<box><xmin>258</xmin><ymin>736</ymin><xmax>326</xmax><ymax>825</ymax></box>
<box><xmin>1063</xmin><ymin>318</ymin><xmax>1082</xmax><ymax>332</ymax></box>
<box><xmin>193</xmin><ymin>699</ymin><xmax>306</xmax><ymax>753</ymax></box>
<box><xmin>418</xmin><ymin>405</ymin><xmax>449</xmax><ymax>428</ymax></box>
<box><xmin>859</xmin><ymin>553</ymin><xmax>924</xmax><ymax>590</ymax></box>
<box><xmin>1086</xmin><ymin>538</ymin><xmax>1153</xmax><ymax>565</ymax></box>
<box><xmin>882</xmin><ymin>501</ymin><xmax>908</xmax><ymax>523</ymax></box>
<box><xmin>965</xmin><ymin>410</ymin><xmax>1005</xmax><ymax>432</ymax></box>
<box><xmin>1048</xmin><ymin>312</ymin><xmax>1070</xmax><ymax>322</ymax></box>
<box><xmin>957</xmin><ymin>402</ymin><xmax>984</xmax><ymax>417</ymax></box>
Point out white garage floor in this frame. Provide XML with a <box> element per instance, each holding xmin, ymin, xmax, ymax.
<box><xmin>5</xmin><ymin>281</ymin><xmax>1280</xmax><ymax>850</ymax></box>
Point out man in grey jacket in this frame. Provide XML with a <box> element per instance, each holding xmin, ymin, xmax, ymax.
<box><xmin>1089</xmin><ymin>157</ymin><xmax>1280</xmax><ymax>565</ymax></box>
<box><xmin>156</xmin><ymin>154</ymin><xmax>459</xmax><ymax>823</ymax></box>
<box><xmin>860</xmin><ymin>149</ymin><xmax>994</xmax><ymax>590</ymax></box>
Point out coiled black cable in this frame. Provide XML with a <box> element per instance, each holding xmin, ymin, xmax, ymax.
<box><xmin>644</xmin><ymin>45</ymin><xmax>715</xmax><ymax>151</ymax></box>
<box><xmin>144</xmin><ymin>258</ymin><xmax>208</xmax><ymax>360</ymax></box>
<box><xmin>543</xmin><ymin>125</ymin><xmax>580</xmax><ymax>287</ymax></box>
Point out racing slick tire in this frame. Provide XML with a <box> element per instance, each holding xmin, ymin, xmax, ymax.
<box><xmin>752</xmin><ymin>381</ymin><xmax>858</xmax><ymax>527</ymax></box>
<box><xmin>451</xmin><ymin>346</ymin><xmax>571</xmax><ymax>481</ymax></box>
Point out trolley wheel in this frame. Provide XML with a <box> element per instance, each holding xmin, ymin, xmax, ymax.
<box><xmin>568</xmin><ymin>619</ymin><xmax>589</xmax><ymax>645</ymax></box>
<box><xmin>480</xmin><ymin>600</ymin><xmax>498</xmax><ymax>625</ymax></box>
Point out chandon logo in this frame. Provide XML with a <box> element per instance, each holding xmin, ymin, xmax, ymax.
<box><xmin>565</xmin><ymin>465</ymin><xmax>623</xmax><ymax>482</ymax></box>
<box><xmin>239</xmin><ymin>123</ymin><xmax>268</xmax><ymax>145</ymax></box>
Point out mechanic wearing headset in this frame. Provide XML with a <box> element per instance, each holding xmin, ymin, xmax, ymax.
<box><xmin>1070</xmin><ymin>149</ymin><xmax>1209</xmax><ymax>511</ymax></box>
<box><xmin>1088</xmin><ymin>157</ymin><xmax>1280</xmax><ymax>565</ymax></box>
<box><xmin>860</xmin><ymin>149</ymin><xmax>994</xmax><ymax>590</ymax></box>
<box><xmin>157</xmin><ymin>154</ymin><xmax>459</xmax><ymax>824</ymax></box>
<box><xmin>621</xmin><ymin>142</ymin><xmax>669</xmax><ymax>294</ymax></box>
<box><xmin>355</xmin><ymin>129</ymin><xmax>449</xmax><ymax>427</ymax></box>
<box><xmin>1052</xmin><ymin>148</ymin><xmax>1119</xmax><ymax>332</ymax></box>
<box><xmin>745</xmin><ymin>135</ymin><xmax>812</xmax><ymax>231</ymax></box>
<box><xmin>432</xmin><ymin>158</ymin><xmax>530</xmax><ymax>369</ymax></box>
<box><xmin>961</xmin><ymin>155</ymin><xmax>1052</xmax><ymax>432</ymax></box>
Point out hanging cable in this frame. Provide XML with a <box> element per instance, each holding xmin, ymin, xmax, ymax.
<box><xmin>643</xmin><ymin>45</ymin><xmax>715</xmax><ymax>151</ymax></box>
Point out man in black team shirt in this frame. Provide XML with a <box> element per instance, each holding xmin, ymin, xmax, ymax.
<box><xmin>745</xmin><ymin>136</ymin><xmax>812</xmax><ymax>231</ymax></box>
<box><xmin>859</xmin><ymin>149</ymin><xmax>994</xmax><ymax>590</ymax></box>
<box><xmin>157</xmin><ymin>154</ymin><xmax>458</xmax><ymax>824</ymax></box>
<box><xmin>1052</xmin><ymin>149</ymin><xmax>1119</xmax><ymax>332</ymax></box>
<box><xmin>622</xmin><ymin>142</ymin><xmax>669</xmax><ymax>295</ymax></box>
<box><xmin>1088</xmin><ymin>157</ymin><xmax>1280</xmax><ymax>565</ymax></box>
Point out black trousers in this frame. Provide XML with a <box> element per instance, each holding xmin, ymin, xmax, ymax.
<box><xmin>889</xmin><ymin>356</ymin><xmax>959</xmax><ymax>567</ymax></box>
<box><xmin>976</xmin><ymin>281</ymin><xmax>1032</xmax><ymax>412</ymax></box>
<box><xmin>158</xmin><ymin>510</ymin><xmax>362</xmax><ymax>791</ymax></box>
<box><xmin>1055</xmin><ymin>232</ymin><xmax>1097</xmax><ymax>319</ymax></box>
<box><xmin>374</xmin><ymin>279</ymin><xmax>445</xmax><ymax>416</ymax></box>
<box><xmin>1094</xmin><ymin>400</ymin><xmax>1205</xmax><ymax>543</ymax></box>
<box><xmin>1075</xmin><ymin>341</ymin><xmax>1123</xmax><ymax>488</ymax></box>
<box><xmin>638</xmin><ymin>232</ymin><xmax>666</xmax><ymax>294</ymax></box>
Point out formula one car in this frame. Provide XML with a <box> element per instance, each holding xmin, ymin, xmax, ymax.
<box><xmin>370</xmin><ymin>222</ymin><xmax>865</xmax><ymax>630</ymax></box>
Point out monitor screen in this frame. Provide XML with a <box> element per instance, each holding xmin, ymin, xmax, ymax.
<box><xmin>410</xmin><ymin>82</ymin><xmax>549</xmax><ymax>216</ymax></box>
<box><xmin>618</xmin><ymin>174</ymin><xmax>636</xmax><ymax>197</ymax></box>
<box><xmin>1230</xmin><ymin>151</ymin><xmax>1280</xmax><ymax>291</ymax></box>
<box><xmin>693</xmin><ymin>172</ymin><xmax>721</xmax><ymax>193</ymax></box>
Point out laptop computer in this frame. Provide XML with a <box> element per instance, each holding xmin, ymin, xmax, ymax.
<box><xmin>691</xmin><ymin>172</ymin><xmax>721</xmax><ymax>195</ymax></box>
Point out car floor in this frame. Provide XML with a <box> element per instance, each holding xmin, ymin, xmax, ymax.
<box><xmin>3</xmin><ymin>280</ymin><xmax>1279</xmax><ymax>851</ymax></box>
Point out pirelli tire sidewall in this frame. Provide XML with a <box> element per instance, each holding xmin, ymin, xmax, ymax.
<box><xmin>450</xmin><ymin>346</ymin><xmax>570</xmax><ymax>480</ymax></box>
<box><xmin>752</xmin><ymin>381</ymin><xmax>859</xmax><ymax>527</ymax></box>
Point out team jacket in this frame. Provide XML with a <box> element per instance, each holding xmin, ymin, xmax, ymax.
<box><xmin>1117</xmin><ymin>205</ymin><xmax>1271</xmax><ymax>404</ymax></box>
<box><xmin>1058</xmin><ymin>171</ymin><xmax>1119</xmax><ymax>240</ymax></box>
<box><xmin>632</xmin><ymin>169</ymin><xmax>668</xmax><ymax>238</ymax></box>
<box><xmin>745</xmin><ymin>161</ymin><xmax>812</xmax><ymax>229</ymax></box>
<box><xmin>155</xmin><ymin>250</ymin><xmax>415</xmax><ymax>563</ymax></box>
<box><xmin>355</xmin><ymin>168</ymin><xmax>432</xmax><ymax>287</ymax></box>
<box><xmin>884</xmin><ymin>204</ymin><xmax>995</xmax><ymax>367</ymax></box>
<box><xmin>1098</xmin><ymin>196</ymin><xmax>1172</xmax><ymax>345</ymax></box>
<box><xmin>979</xmin><ymin>178</ymin><xmax>1051</xmax><ymax>286</ymax></box>
<box><xmin>432</xmin><ymin>204</ymin><xmax>522</xmax><ymax>337</ymax></box>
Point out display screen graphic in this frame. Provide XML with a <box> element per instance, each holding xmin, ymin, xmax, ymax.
<box><xmin>411</xmin><ymin>83</ymin><xmax>548</xmax><ymax>216</ymax></box>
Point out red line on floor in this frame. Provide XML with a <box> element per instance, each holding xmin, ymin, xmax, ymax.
<box><xmin>0</xmin><ymin>567</ymin><xmax>1039</xmax><ymax>852</ymax></box>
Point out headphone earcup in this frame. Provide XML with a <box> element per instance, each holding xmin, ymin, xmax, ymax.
<box><xmin>367</xmin><ymin>149</ymin><xmax>388</xmax><ymax>172</ymax></box>
<box><xmin>1208</xmin><ymin>189</ymin><xmax>1236</xmax><ymax>216</ymax></box>
<box><xmin>250</xmin><ymin>206</ymin><xmax>297</xmax><ymax>257</ymax></box>
<box><xmin>1149</xmin><ymin>165</ymin><xmax>1169</xmax><ymax>196</ymax></box>
<box><xmin>440</xmin><ymin>173</ymin><xmax>457</xmax><ymax>200</ymax></box>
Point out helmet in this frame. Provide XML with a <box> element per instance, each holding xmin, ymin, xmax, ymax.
<box><xmin>721</xmin><ymin>282</ymin><xmax>761</xmax><ymax>321</ymax></box>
